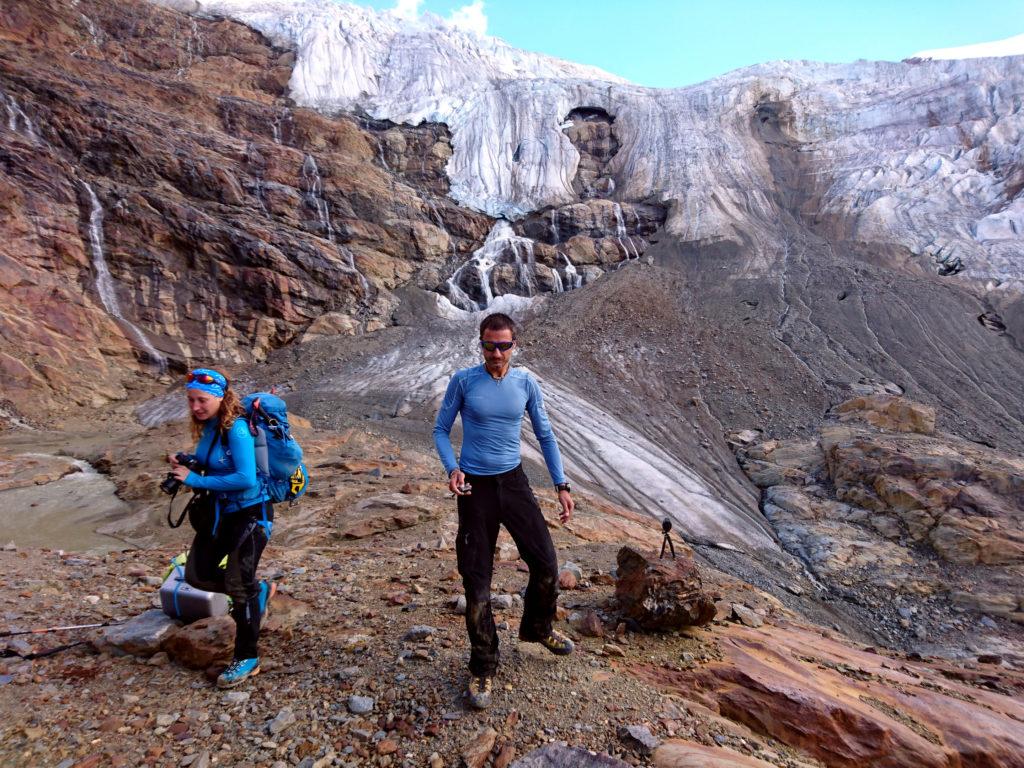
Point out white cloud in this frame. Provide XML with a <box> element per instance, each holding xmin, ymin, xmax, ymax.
<box><xmin>390</xmin><ymin>0</ymin><xmax>422</xmax><ymax>22</ymax></box>
<box><xmin>447</xmin><ymin>1</ymin><xmax>487</xmax><ymax>37</ymax></box>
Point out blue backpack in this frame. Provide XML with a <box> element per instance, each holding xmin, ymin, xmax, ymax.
<box><xmin>242</xmin><ymin>393</ymin><xmax>310</xmax><ymax>504</ymax></box>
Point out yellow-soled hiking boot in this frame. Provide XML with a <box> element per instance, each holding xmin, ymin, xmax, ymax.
<box><xmin>536</xmin><ymin>629</ymin><xmax>575</xmax><ymax>656</ymax></box>
<box><xmin>466</xmin><ymin>675</ymin><xmax>493</xmax><ymax>709</ymax></box>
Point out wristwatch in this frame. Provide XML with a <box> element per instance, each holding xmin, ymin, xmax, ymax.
<box><xmin>555</xmin><ymin>482</ymin><xmax>571</xmax><ymax>493</ymax></box>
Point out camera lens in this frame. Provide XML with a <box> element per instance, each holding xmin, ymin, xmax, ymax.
<box><xmin>160</xmin><ymin>474</ymin><xmax>181</xmax><ymax>495</ymax></box>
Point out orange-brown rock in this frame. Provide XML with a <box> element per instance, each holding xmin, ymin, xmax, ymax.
<box><xmin>635</xmin><ymin>621</ymin><xmax>1024</xmax><ymax>768</ymax></box>
<box><xmin>615</xmin><ymin>546</ymin><xmax>716</xmax><ymax>631</ymax></box>
<box><xmin>833</xmin><ymin>395</ymin><xmax>936</xmax><ymax>434</ymax></box>
<box><xmin>161</xmin><ymin>615</ymin><xmax>234</xmax><ymax>669</ymax></box>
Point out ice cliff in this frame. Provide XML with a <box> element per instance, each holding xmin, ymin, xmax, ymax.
<box><xmin>155</xmin><ymin>0</ymin><xmax>1024</xmax><ymax>285</ymax></box>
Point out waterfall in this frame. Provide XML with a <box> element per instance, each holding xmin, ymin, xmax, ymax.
<box><xmin>81</xmin><ymin>182</ymin><xmax>167</xmax><ymax>370</ymax></box>
<box><xmin>550</xmin><ymin>209</ymin><xmax>560</xmax><ymax>243</ymax></box>
<box><xmin>301</xmin><ymin>155</ymin><xmax>370</xmax><ymax>293</ymax></box>
<box><xmin>178</xmin><ymin>17</ymin><xmax>204</xmax><ymax>76</ymax></box>
<box><xmin>562</xmin><ymin>253</ymin><xmax>582</xmax><ymax>289</ymax></box>
<box><xmin>302</xmin><ymin>154</ymin><xmax>334</xmax><ymax>242</ymax></box>
<box><xmin>340</xmin><ymin>245</ymin><xmax>370</xmax><ymax>295</ymax></box>
<box><xmin>551</xmin><ymin>267</ymin><xmax>564</xmax><ymax>293</ymax></box>
<box><xmin>271</xmin><ymin>107</ymin><xmax>292</xmax><ymax>144</ymax></box>
<box><xmin>446</xmin><ymin>221</ymin><xmax>541</xmax><ymax>311</ymax></box>
<box><xmin>3</xmin><ymin>93</ymin><xmax>37</xmax><ymax>142</ymax></box>
<box><xmin>612</xmin><ymin>202</ymin><xmax>640</xmax><ymax>260</ymax></box>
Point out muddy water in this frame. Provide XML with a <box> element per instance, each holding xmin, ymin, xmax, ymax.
<box><xmin>0</xmin><ymin>455</ymin><xmax>130</xmax><ymax>552</ymax></box>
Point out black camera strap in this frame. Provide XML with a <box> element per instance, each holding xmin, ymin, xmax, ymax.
<box><xmin>167</xmin><ymin>437</ymin><xmax>219</xmax><ymax>529</ymax></box>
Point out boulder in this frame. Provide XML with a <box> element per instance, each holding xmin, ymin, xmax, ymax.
<box><xmin>162</xmin><ymin>615</ymin><xmax>234</xmax><ymax>668</ymax></box>
<box><xmin>91</xmin><ymin>609</ymin><xmax>180</xmax><ymax>657</ymax></box>
<box><xmin>614</xmin><ymin>547</ymin><xmax>715</xmax><ymax>631</ymax></box>
<box><xmin>833</xmin><ymin>395</ymin><xmax>936</xmax><ymax>434</ymax></box>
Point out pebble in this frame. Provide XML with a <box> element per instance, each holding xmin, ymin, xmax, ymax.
<box><xmin>348</xmin><ymin>695</ymin><xmax>375</xmax><ymax>715</ymax></box>
<box><xmin>156</xmin><ymin>714</ymin><xmax>179</xmax><ymax>727</ymax></box>
<box><xmin>560</xmin><ymin>561</ymin><xmax>584</xmax><ymax>581</ymax></box>
<box><xmin>491</xmin><ymin>594</ymin><xmax>513</xmax><ymax>610</ymax></box>
<box><xmin>402</xmin><ymin>625</ymin><xmax>436</xmax><ymax>642</ymax></box>
<box><xmin>266</xmin><ymin>707</ymin><xmax>297</xmax><ymax>735</ymax></box>
<box><xmin>224</xmin><ymin>691</ymin><xmax>250</xmax><ymax>705</ymax></box>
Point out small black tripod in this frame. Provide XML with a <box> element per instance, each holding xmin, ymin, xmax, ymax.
<box><xmin>659</xmin><ymin>518</ymin><xmax>676</xmax><ymax>559</ymax></box>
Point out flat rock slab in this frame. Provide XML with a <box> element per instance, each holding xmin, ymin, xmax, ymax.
<box><xmin>510</xmin><ymin>743</ymin><xmax>631</xmax><ymax>767</ymax></box>
<box><xmin>653</xmin><ymin>741</ymin><xmax>778</xmax><ymax>767</ymax></box>
<box><xmin>92</xmin><ymin>609</ymin><xmax>180</xmax><ymax>657</ymax></box>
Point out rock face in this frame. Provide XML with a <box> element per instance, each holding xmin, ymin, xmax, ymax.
<box><xmin>0</xmin><ymin>0</ymin><xmax>492</xmax><ymax>420</ymax></box>
<box><xmin>614</xmin><ymin>547</ymin><xmax>716</xmax><ymax>631</ymax></box>
<box><xmin>734</xmin><ymin>398</ymin><xmax>1024</xmax><ymax>646</ymax></box>
<box><xmin>638</xmin><ymin>621</ymin><xmax>1024</xmax><ymax>768</ymax></box>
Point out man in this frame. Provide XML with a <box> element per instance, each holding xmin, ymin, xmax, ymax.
<box><xmin>433</xmin><ymin>312</ymin><xmax>575</xmax><ymax>710</ymax></box>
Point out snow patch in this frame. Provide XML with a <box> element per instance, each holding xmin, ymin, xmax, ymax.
<box><xmin>913</xmin><ymin>33</ymin><xmax>1024</xmax><ymax>61</ymax></box>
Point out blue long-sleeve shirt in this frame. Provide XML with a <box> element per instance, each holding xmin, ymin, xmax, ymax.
<box><xmin>185</xmin><ymin>419</ymin><xmax>269</xmax><ymax>514</ymax></box>
<box><xmin>433</xmin><ymin>365</ymin><xmax>566</xmax><ymax>485</ymax></box>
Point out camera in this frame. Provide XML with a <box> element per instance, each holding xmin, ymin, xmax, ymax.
<box><xmin>160</xmin><ymin>453</ymin><xmax>201</xmax><ymax>495</ymax></box>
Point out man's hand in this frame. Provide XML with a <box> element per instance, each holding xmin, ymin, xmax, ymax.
<box><xmin>171</xmin><ymin>464</ymin><xmax>191</xmax><ymax>483</ymax></box>
<box><xmin>557</xmin><ymin>490</ymin><xmax>574</xmax><ymax>524</ymax></box>
<box><xmin>449</xmin><ymin>469</ymin><xmax>470</xmax><ymax>496</ymax></box>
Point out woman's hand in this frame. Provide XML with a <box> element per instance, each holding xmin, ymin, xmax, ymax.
<box><xmin>171</xmin><ymin>464</ymin><xmax>191</xmax><ymax>483</ymax></box>
<box><xmin>168</xmin><ymin>453</ymin><xmax>180</xmax><ymax>468</ymax></box>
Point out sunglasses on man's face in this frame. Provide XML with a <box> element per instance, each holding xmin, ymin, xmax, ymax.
<box><xmin>187</xmin><ymin>372</ymin><xmax>226</xmax><ymax>386</ymax></box>
<box><xmin>479</xmin><ymin>340</ymin><xmax>515</xmax><ymax>352</ymax></box>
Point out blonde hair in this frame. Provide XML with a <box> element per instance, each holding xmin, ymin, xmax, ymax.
<box><xmin>190</xmin><ymin>386</ymin><xmax>244</xmax><ymax>441</ymax></box>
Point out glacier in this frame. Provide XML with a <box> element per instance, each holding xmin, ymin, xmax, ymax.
<box><xmin>152</xmin><ymin>0</ymin><xmax>1024</xmax><ymax>285</ymax></box>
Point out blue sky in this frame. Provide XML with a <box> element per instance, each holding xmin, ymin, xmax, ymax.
<box><xmin>354</xmin><ymin>0</ymin><xmax>1024</xmax><ymax>87</ymax></box>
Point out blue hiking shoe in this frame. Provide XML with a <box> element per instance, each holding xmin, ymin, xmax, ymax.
<box><xmin>217</xmin><ymin>657</ymin><xmax>260</xmax><ymax>688</ymax></box>
<box><xmin>258</xmin><ymin>579</ymin><xmax>277</xmax><ymax>619</ymax></box>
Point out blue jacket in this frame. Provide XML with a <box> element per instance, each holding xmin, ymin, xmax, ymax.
<box><xmin>185</xmin><ymin>419</ymin><xmax>269</xmax><ymax>516</ymax></box>
<box><xmin>433</xmin><ymin>365</ymin><xmax>566</xmax><ymax>485</ymax></box>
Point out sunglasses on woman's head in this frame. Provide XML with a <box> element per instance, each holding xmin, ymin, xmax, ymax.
<box><xmin>187</xmin><ymin>372</ymin><xmax>227</xmax><ymax>387</ymax></box>
<box><xmin>480</xmin><ymin>340</ymin><xmax>515</xmax><ymax>352</ymax></box>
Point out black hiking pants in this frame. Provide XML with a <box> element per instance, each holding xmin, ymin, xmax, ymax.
<box><xmin>456</xmin><ymin>464</ymin><xmax>559</xmax><ymax>677</ymax></box>
<box><xmin>185</xmin><ymin>503</ymin><xmax>273</xmax><ymax>661</ymax></box>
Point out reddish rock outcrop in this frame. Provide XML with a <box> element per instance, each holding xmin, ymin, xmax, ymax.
<box><xmin>635</xmin><ymin>621</ymin><xmax>1024</xmax><ymax>768</ymax></box>
<box><xmin>615</xmin><ymin>546</ymin><xmax>716</xmax><ymax>631</ymax></box>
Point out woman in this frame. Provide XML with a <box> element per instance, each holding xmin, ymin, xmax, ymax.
<box><xmin>168</xmin><ymin>368</ymin><xmax>274</xmax><ymax>688</ymax></box>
